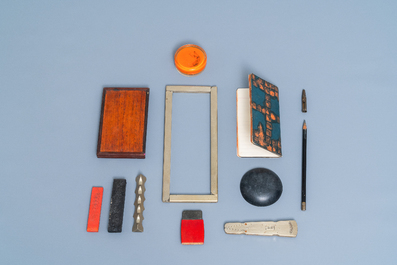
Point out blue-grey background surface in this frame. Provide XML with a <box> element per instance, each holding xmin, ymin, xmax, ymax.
<box><xmin>1</xmin><ymin>1</ymin><xmax>396</xmax><ymax>264</ymax></box>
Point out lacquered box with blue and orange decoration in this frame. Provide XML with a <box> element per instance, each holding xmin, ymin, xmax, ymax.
<box><xmin>237</xmin><ymin>74</ymin><xmax>282</xmax><ymax>158</ymax></box>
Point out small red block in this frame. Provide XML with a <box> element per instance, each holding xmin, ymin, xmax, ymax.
<box><xmin>87</xmin><ymin>187</ymin><xmax>103</xmax><ymax>232</ymax></box>
<box><xmin>181</xmin><ymin>210</ymin><xmax>204</xmax><ymax>245</ymax></box>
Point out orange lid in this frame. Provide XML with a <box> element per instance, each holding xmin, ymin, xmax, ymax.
<box><xmin>174</xmin><ymin>44</ymin><xmax>207</xmax><ymax>76</ymax></box>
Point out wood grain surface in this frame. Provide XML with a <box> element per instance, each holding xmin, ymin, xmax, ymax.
<box><xmin>97</xmin><ymin>88</ymin><xmax>149</xmax><ymax>158</ymax></box>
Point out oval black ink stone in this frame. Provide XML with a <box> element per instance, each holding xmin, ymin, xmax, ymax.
<box><xmin>240</xmin><ymin>168</ymin><xmax>283</xmax><ymax>207</ymax></box>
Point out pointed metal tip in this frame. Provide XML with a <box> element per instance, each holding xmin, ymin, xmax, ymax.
<box><xmin>302</xmin><ymin>89</ymin><xmax>307</xmax><ymax>113</ymax></box>
<box><xmin>136</xmin><ymin>174</ymin><xmax>146</xmax><ymax>184</ymax></box>
<box><xmin>303</xmin><ymin>120</ymin><xmax>307</xmax><ymax>130</ymax></box>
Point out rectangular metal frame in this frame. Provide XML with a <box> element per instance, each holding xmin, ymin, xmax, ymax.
<box><xmin>162</xmin><ymin>85</ymin><xmax>218</xmax><ymax>203</ymax></box>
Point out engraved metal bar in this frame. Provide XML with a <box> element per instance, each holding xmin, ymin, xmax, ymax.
<box><xmin>224</xmin><ymin>220</ymin><xmax>298</xmax><ymax>238</ymax></box>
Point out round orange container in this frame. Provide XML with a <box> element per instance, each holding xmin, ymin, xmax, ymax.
<box><xmin>174</xmin><ymin>44</ymin><xmax>207</xmax><ymax>76</ymax></box>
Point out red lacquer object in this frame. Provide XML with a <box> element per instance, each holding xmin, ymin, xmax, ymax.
<box><xmin>87</xmin><ymin>187</ymin><xmax>104</xmax><ymax>232</ymax></box>
<box><xmin>181</xmin><ymin>210</ymin><xmax>204</xmax><ymax>245</ymax></box>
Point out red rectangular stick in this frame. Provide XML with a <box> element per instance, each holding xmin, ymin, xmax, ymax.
<box><xmin>87</xmin><ymin>187</ymin><xmax>104</xmax><ymax>232</ymax></box>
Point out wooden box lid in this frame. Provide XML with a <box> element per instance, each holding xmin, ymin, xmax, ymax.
<box><xmin>97</xmin><ymin>88</ymin><xmax>149</xmax><ymax>158</ymax></box>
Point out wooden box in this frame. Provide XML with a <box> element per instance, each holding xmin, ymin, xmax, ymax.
<box><xmin>97</xmin><ymin>87</ymin><xmax>149</xmax><ymax>158</ymax></box>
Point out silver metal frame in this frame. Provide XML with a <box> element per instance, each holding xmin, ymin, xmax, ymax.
<box><xmin>162</xmin><ymin>85</ymin><xmax>218</xmax><ymax>203</ymax></box>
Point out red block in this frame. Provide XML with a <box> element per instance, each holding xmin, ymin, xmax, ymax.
<box><xmin>181</xmin><ymin>210</ymin><xmax>204</xmax><ymax>245</ymax></box>
<box><xmin>87</xmin><ymin>187</ymin><xmax>103</xmax><ymax>232</ymax></box>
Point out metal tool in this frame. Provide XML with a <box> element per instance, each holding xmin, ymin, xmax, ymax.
<box><xmin>132</xmin><ymin>174</ymin><xmax>146</xmax><ymax>232</ymax></box>
<box><xmin>224</xmin><ymin>220</ymin><xmax>298</xmax><ymax>237</ymax></box>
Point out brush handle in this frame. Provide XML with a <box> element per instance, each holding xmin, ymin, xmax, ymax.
<box><xmin>224</xmin><ymin>220</ymin><xmax>298</xmax><ymax>237</ymax></box>
<box><xmin>302</xmin><ymin>126</ymin><xmax>307</xmax><ymax>211</ymax></box>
